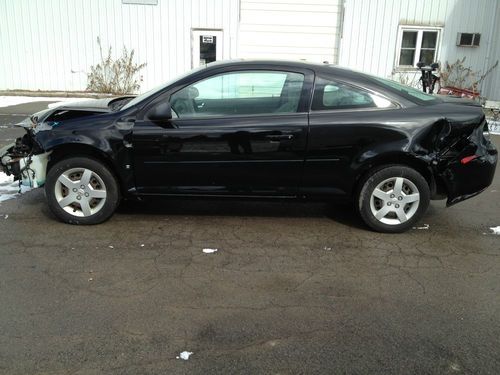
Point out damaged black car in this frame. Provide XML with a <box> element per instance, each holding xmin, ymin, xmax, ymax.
<box><xmin>0</xmin><ymin>60</ymin><xmax>497</xmax><ymax>232</ymax></box>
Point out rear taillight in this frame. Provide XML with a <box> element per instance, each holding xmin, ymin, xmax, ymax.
<box><xmin>460</xmin><ymin>155</ymin><xmax>479</xmax><ymax>164</ymax></box>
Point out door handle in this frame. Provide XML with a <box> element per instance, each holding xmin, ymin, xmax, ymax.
<box><xmin>265</xmin><ymin>134</ymin><xmax>295</xmax><ymax>141</ymax></box>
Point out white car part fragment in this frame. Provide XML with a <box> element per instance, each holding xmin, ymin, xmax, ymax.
<box><xmin>18</xmin><ymin>151</ymin><xmax>51</xmax><ymax>188</ymax></box>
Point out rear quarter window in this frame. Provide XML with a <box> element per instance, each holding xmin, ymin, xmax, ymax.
<box><xmin>312</xmin><ymin>77</ymin><xmax>394</xmax><ymax>111</ymax></box>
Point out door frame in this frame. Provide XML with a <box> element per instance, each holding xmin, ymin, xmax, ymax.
<box><xmin>191</xmin><ymin>28</ymin><xmax>224</xmax><ymax>68</ymax></box>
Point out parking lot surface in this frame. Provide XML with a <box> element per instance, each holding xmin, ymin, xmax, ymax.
<box><xmin>0</xmin><ymin>102</ymin><xmax>499</xmax><ymax>374</ymax></box>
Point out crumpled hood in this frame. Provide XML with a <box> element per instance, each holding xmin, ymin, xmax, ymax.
<box><xmin>16</xmin><ymin>96</ymin><xmax>135</xmax><ymax>131</ymax></box>
<box><xmin>49</xmin><ymin>96</ymin><xmax>134</xmax><ymax>111</ymax></box>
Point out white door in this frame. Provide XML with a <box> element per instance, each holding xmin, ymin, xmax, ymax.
<box><xmin>192</xmin><ymin>29</ymin><xmax>224</xmax><ymax>68</ymax></box>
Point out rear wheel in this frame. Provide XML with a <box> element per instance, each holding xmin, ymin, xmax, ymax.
<box><xmin>45</xmin><ymin>157</ymin><xmax>120</xmax><ymax>224</ymax></box>
<box><xmin>357</xmin><ymin>166</ymin><xmax>430</xmax><ymax>233</ymax></box>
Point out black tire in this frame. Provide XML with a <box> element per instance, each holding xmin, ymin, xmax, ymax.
<box><xmin>357</xmin><ymin>165</ymin><xmax>430</xmax><ymax>233</ymax></box>
<box><xmin>45</xmin><ymin>157</ymin><xmax>120</xmax><ymax>224</ymax></box>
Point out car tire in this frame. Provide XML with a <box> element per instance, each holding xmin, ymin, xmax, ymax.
<box><xmin>357</xmin><ymin>165</ymin><xmax>430</xmax><ymax>233</ymax></box>
<box><xmin>45</xmin><ymin>157</ymin><xmax>120</xmax><ymax>224</ymax></box>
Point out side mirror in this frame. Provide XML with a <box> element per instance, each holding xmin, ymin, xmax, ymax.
<box><xmin>147</xmin><ymin>102</ymin><xmax>172</xmax><ymax>122</ymax></box>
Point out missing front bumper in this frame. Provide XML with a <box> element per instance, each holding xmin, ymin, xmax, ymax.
<box><xmin>0</xmin><ymin>142</ymin><xmax>51</xmax><ymax>188</ymax></box>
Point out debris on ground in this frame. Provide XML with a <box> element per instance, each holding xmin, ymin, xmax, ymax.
<box><xmin>490</xmin><ymin>226</ymin><xmax>500</xmax><ymax>235</ymax></box>
<box><xmin>202</xmin><ymin>248</ymin><xmax>218</xmax><ymax>254</ymax></box>
<box><xmin>413</xmin><ymin>224</ymin><xmax>430</xmax><ymax>230</ymax></box>
<box><xmin>108</xmin><ymin>245</ymin><xmax>114</xmax><ymax>249</ymax></box>
<box><xmin>3</xmin><ymin>214</ymin><xmax>8</xmax><ymax>219</ymax></box>
<box><xmin>176</xmin><ymin>351</ymin><xmax>193</xmax><ymax>360</ymax></box>
<box><xmin>323</xmin><ymin>246</ymin><xmax>332</xmax><ymax>251</ymax></box>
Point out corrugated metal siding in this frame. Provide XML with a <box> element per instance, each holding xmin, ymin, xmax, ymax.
<box><xmin>340</xmin><ymin>0</ymin><xmax>500</xmax><ymax>100</ymax></box>
<box><xmin>238</xmin><ymin>0</ymin><xmax>342</xmax><ymax>63</ymax></box>
<box><xmin>0</xmin><ymin>0</ymin><xmax>239</xmax><ymax>92</ymax></box>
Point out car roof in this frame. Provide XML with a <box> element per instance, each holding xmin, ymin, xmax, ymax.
<box><xmin>202</xmin><ymin>59</ymin><xmax>387</xmax><ymax>89</ymax></box>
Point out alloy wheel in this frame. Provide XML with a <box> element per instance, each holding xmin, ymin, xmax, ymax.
<box><xmin>369</xmin><ymin>177</ymin><xmax>420</xmax><ymax>225</ymax></box>
<box><xmin>54</xmin><ymin>168</ymin><xmax>107</xmax><ymax>217</ymax></box>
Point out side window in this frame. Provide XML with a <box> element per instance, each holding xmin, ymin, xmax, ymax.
<box><xmin>170</xmin><ymin>70</ymin><xmax>305</xmax><ymax>118</ymax></box>
<box><xmin>312</xmin><ymin>77</ymin><xmax>394</xmax><ymax>111</ymax></box>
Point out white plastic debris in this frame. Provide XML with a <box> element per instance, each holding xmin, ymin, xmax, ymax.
<box><xmin>3</xmin><ymin>214</ymin><xmax>8</xmax><ymax>219</ymax></box>
<box><xmin>323</xmin><ymin>246</ymin><xmax>332</xmax><ymax>251</ymax></box>
<box><xmin>176</xmin><ymin>351</ymin><xmax>193</xmax><ymax>360</ymax></box>
<box><xmin>413</xmin><ymin>224</ymin><xmax>430</xmax><ymax>230</ymax></box>
<box><xmin>108</xmin><ymin>245</ymin><xmax>114</xmax><ymax>249</ymax></box>
<box><xmin>140</xmin><ymin>244</ymin><xmax>145</xmax><ymax>247</ymax></box>
<box><xmin>490</xmin><ymin>226</ymin><xmax>500</xmax><ymax>235</ymax></box>
<box><xmin>202</xmin><ymin>248</ymin><xmax>218</xmax><ymax>254</ymax></box>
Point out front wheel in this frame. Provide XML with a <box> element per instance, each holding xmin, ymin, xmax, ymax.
<box><xmin>357</xmin><ymin>166</ymin><xmax>430</xmax><ymax>233</ymax></box>
<box><xmin>45</xmin><ymin>157</ymin><xmax>120</xmax><ymax>224</ymax></box>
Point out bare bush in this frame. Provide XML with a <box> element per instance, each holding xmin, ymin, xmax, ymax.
<box><xmin>440</xmin><ymin>57</ymin><xmax>498</xmax><ymax>91</ymax></box>
<box><xmin>86</xmin><ymin>37</ymin><xmax>146</xmax><ymax>95</ymax></box>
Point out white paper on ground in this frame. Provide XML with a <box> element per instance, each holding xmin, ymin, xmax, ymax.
<box><xmin>176</xmin><ymin>351</ymin><xmax>193</xmax><ymax>360</ymax></box>
<box><xmin>202</xmin><ymin>248</ymin><xmax>218</xmax><ymax>254</ymax></box>
<box><xmin>490</xmin><ymin>226</ymin><xmax>500</xmax><ymax>235</ymax></box>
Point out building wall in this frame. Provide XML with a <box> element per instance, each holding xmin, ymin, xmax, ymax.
<box><xmin>339</xmin><ymin>0</ymin><xmax>500</xmax><ymax>100</ymax></box>
<box><xmin>238</xmin><ymin>0</ymin><xmax>342</xmax><ymax>63</ymax></box>
<box><xmin>1</xmin><ymin>0</ymin><xmax>499</xmax><ymax>100</ymax></box>
<box><xmin>0</xmin><ymin>0</ymin><xmax>239</xmax><ymax>92</ymax></box>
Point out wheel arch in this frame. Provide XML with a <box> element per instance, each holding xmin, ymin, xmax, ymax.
<box><xmin>45</xmin><ymin>144</ymin><xmax>127</xmax><ymax>194</ymax></box>
<box><xmin>352</xmin><ymin>152</ymin><xmax>438</xmax><ymax>199</ymax></box>
<box><xmin>47</xmin><ymin>143</ymin><xmax>116</xmax><ymax>171</ymax></box>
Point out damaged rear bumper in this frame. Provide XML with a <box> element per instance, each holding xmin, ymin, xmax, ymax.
<box><xmin>0</xmin><ymin>142</ymin><xmax>51</xmax><ymax>188</ymax></box>
<box><xmin>439</xmin><ymin>123</ymin><xmax>498</xmax><ymax>206</ymax></box>
<box><xmin>444</xmin><ymin>152</ymin><xmax>497</xmax><ymax>206</ymax></box>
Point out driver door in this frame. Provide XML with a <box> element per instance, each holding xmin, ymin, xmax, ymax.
<box><xmin>132</xmin><ymin>68</ymin><xmax>313</xmax><ymax>196</ymax></box>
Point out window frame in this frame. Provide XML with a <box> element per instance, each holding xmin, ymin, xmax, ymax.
<box><xmin>310</xmin><ymin>76</ymin><xmax>399</xmax><ymax>113</ymax></box>
<box><xmin>395</xmin><ymin>25</ymin><xmax>442</xmax><ymax>69</ymax></box>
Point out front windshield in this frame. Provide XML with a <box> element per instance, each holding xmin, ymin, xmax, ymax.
<box><xmin>370</xmin><ymin>75</ymin><xmax>438</xmax><ymax>103</ymax></box>
<box><xmin>121</xmin><ymin>65</ymin><xmax>207</xmax><ymax>110</ymax></box>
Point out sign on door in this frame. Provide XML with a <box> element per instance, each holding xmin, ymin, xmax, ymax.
<box><xmin>192</xmin><ymin>29</ymin><xmax>223</xmax><ymax>68</ymax></box>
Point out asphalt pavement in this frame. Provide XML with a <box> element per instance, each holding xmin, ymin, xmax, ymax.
<box><xmin>0</xmin><ymin>101</ymin><xmax>499</xmax><ymax>374</ymax></box>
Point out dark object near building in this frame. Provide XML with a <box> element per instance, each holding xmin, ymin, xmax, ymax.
<box><xmin>1</xmin><ymin>60</ymin><xmax>497</xmax><ymax>232</ymax></box>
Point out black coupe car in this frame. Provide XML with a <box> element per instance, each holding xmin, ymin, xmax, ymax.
<box><xmin>0</xmin><ymin>60</ymin><xmax>497</xmax><ymax>232</ymax></box>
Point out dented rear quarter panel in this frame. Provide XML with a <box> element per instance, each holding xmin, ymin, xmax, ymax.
<box><xmin>304</xmin><ymin>101</ymin><xmax>495</xmax><ymax>201</ymax></box>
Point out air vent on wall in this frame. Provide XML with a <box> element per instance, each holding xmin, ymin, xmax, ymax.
<box><xmin>456</xmin><ymin>33</ymin><xmax>481</xmax><ymax>47</ymax></box>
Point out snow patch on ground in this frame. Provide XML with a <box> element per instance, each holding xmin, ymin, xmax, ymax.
<box><xmin>490</xmin><ymin>226</ymin><xmax>500</xmax><ymax>235</ymax></box>
<box><xmin>0</xmin><ymin>96</ymin><xmax>82</xmax><ymax>109</ymax></box>
<box><xmin>176</xmin><ymin>351</ymin><xmax>193</xmax><ymax>360</ymax></box>
<box><xmin>0</xmin><ymin>172</ymin><xmax>33</xmax><ymax>202</ymax></box>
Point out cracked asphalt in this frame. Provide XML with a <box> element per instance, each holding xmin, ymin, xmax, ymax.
<box><xmin>0</xmin><ymin>102</ymin><xmax>499</xmax><ymax>374</ymax></box>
